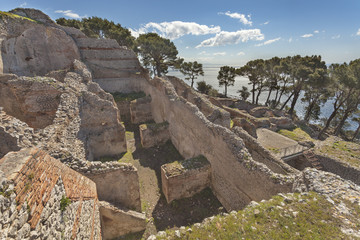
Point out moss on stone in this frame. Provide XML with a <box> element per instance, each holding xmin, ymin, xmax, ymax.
<box><xmin>159</xmin><ymin>192</ymin><xmax>349</xmax><ymax>239</ymax></box>
<box><xmin>111</xmin><ymin>91</ymin><xmax>146</xmax><ymax>102</ymax></box>
<box><xmin>0</xmin><ymin>11</ymin><xmax>37</xmax><ymax>23</ymax></box>
<box><xmin>164</xmin><ymin>155</ymin><xmax>210</xmax><ymax>177</ymax></box>
<box><xmin>278</xmin><ymin>127</ymin><xmax>313</xmax><ymax>143</ymax></box>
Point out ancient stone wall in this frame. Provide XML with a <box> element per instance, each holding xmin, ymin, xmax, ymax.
<box><xmin>130</xmin><ymin>96</ymin><xmax>153</xmax><ymax>124</ymax></box>
<box><xmin>161</xmin><ymin>156</ymin><xmax>211</xmax><ymax>203</ymax></box>
<box><xmin>85</xmin><ymin>167</ymin><xmax>141</xmax><ymax>212</ymax></box>
<box><xmin>99</xmin><ymin>201</ymin><xmax>146</xmax><ymax>240</ymax></box>
<box><xmin>0</xmin><ymin>148</ymin><xmax>101</xmax><ymax>239</ymax></box>
<box><xmin>314</xmin><ymin>154</ymin><xmax>360</xmax><ymax>185</ymax></box>
<box><xmin>232</xmin><ymin>127</ymin><xmax>297</xmax><ymax>175</ymax></box>
<box><xmin>167</xmin><ymin>76</ymin><xmax>230</xmax><ymax>128</ymax></box>
<box><xmin>142</xmin><ymin>76</ymin><xmax>294</xmax><ymax>211</ymax></box>
<box><xmin>139</xmin><ymin>121</ymin><xmax>170</xmax><ymax>148</ymax></box>
<box><xmin>0</xmin><ymin>74</ymin><xmax>63</xmax><ymax>129</ymax></box>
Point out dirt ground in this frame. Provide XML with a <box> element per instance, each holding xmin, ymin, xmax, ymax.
<box><xmin>118</xmin><ymin>122</ymin><xmax>225</xmax><ymax>239</ymax></box>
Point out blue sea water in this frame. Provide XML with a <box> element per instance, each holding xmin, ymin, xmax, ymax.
<box><xmin>169</xmin><ymin>65</ymin><xmax>357</xmax><ymax>130</ymax></box>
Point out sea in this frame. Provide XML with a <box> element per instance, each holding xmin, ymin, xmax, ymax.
<box><xmin>168</xmin><ymin>65</ymin><xmax>357</xmax><ymax>130</ymax></box>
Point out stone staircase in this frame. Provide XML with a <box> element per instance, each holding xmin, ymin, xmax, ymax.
<box><xmin>303</xmin><ymin>150</ymin><xmax>324</xmax><ymax>170</ymax></box>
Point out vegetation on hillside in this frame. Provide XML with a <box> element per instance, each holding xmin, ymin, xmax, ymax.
<box><xmin>56</xmin><ymin>17</ymin><xmax>135</xmax><ymax>48</ymax></box>
<box><xmin>156</xmin><ymin>192</ymin><xmax>357</xmax><ymax>240</ymax></box>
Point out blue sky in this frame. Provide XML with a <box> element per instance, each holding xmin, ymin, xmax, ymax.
<box><xmin>2</xmin><ymin>0</ymin><xmax>360</xmax><ymax>67</ymax></box>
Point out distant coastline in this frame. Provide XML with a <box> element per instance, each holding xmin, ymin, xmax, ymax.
<box><xmin>169</xmin><ymin>66</ymin><xmax>357</xmax><ymax>130</ymax></box>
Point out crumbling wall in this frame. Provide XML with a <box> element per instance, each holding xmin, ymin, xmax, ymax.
<box><xmin>167</xmin><ymin>76</ymin><xmax>230</xmax><ymax>128</ymax></box>
<box><xmin>0</xmin><ymin>74</ymin><xmax>63</xmax><ymax>129</ymax></box>
<box><xmin>314</xmin><ymin>154</ymin><xmax>360</xmax><ymax>185</ymax></box>
<box><xmin>139</xmin><ymin>121</ymin><xmax>170</xmax><ymax>148</ymax></box>
<box><xmin>0</xmin><ymin>148</ymin><xmax>101</xmax><ymax>239</ymax></box>
<box><xmin>161</xmin><ymin>156</ymin><xmax>211</xmax><ymax>203</ymax></box>
<box><xmin>130</xmin><ymin>96</ymin><xmax>153</xmax><ymax>124</ymax></box>
<box><xmin>142</xmin><ymin>76</ymin><xmax>293</xmax><ymax>211</ymax></box>
<box><xmin>99</xmin><ymin>201</ymin><xmax>146</xmax><ymax>240</ymax></box>
<box><xmin>232</xmin><ymin>127</ymin><xmax>297</xmax><ymax>175</ymax></box>
<box><xmin>84</xmin><ymin>166</ymin><xmax>141</xmax><ymax>212</ymax></box>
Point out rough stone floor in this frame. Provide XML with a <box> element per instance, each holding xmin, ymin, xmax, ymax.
<box><xmin>115</xmin><ymin>121</ymin><xmax>226</xmax><ymax>239</ymax></box>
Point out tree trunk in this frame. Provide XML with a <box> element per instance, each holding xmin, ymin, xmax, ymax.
<box><xmin>318</xmin><ymin>108</ymin><xmax>339</xmax><ymax>139</ymax></box>
<box><xmin>255</xmin><ymin>87</ymin><xmax>262</xmax><ymax>105</ymax></box>
<box><xmin>191</xmin><ymin>77</ymin><xmax>194</xmax><ymax>88</ymax></box>
<box><xmin>275</xmin><ymin>84</ymin><xmax>286</xmax><ymax>108</ymax></box>
<box><xmin>352</xmin><ymin>123</ymin><xmax>360</xmax><ymax>141</ymax></box>
<box><xmin>288</xmin><ymin>90</ymin><xmax>300</xmax><ymax>117</ymax></box>
<box><xmin>156</xmin><ymin>63</ymin><xmax>162</xmax><ymax>77</ymax></box>
<box><xmin>280</xmin><ymin>92</ymin><xmax>294</xmax><ymax>111</ymax></box>
<box><xmin>304</xmin><ymin>100</ymin><xmax>315</xmax><ymax>123</ymax></box>
<box><xmin>265</xmin><ymin>88</ymin><xmax>273</xmax><ymax>106</ymax></box>
<box><xmin>224</xmin><ymin>84</ymin><xmax>228</xmax><ymax>97</ymax></box>
<box><xmin>252</xmin><ymin>83</ymin><xmax>256</xmax><ymax>104</ymax></box>
<box><xmin>334</xmin><ymin>111</ymin><xmax>351</xmax><ymax>136</ymax></box>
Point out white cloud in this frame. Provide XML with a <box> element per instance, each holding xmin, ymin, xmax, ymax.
<box><xmin>237</xmin><ymin>51</ymin><xmax>245</xmax><ymax>56</ymax></box>
<box><xmin>20</xmin><ymin>2</ymin><xmax>27</xmax><ymax>7</ymax></box>
<box><xmin>301</xmin><ymin>33</ymin><xmax>313</xmax><ymax>38</ymax></box>
<box><xmin>314</xmin><ymin>30</ymin><xmax>319</xmax><ymax>34</ymax></box>
<box><xmin>136</xmin><ymin>21</ymin><xmax>221</xmax><ymax>40</ymax></box>
<box><xmin>129</xmin><ymin>28</ymin><xmax>145</xmax><ymax>38</ymax></box>
<box><xmin>213</xmin><ymin>52</ymin><xmax>226</xmax><ymax>56</ymax></box>
<box><xmin>55</xmin><ymin>10</ymin><xmax>83</xmax><ymax>19</ymax></box>
<box><xmin>185</xmin><ymin>46</ymin><xmax>190</xmax><ymax>49</ymax></box>
<box><xmin>289</xmin><ymin>37</ymin><xmax>293</xmax><ymax>43</ymax></box>
<box><xmin>255</xmin><ymin>37</ymin><xmax>281</xmax><ymax>47</ymax></box>
<box><xmin>220</xmin><ymin>11</ymin><xmax>252</xmax><ymax>26</ymax></box>
<box><xmin>263</xmin><ymin>21</ymin><xmax>269</xmax><ymax>25</ymax></box>
<box><xmin>197</xmin><ymin>57</ymin><xmax>214</xmax><ymax>62</ymax></box>
<box><xmin>331</xmin><ymin>35</ymin><xmax>341</xmax><ymax>39</ymax></box>
<box><xmin>198</xmin><ymin>51</ymin><xmax>208</xmax><ymax>55</ymax></box>
<box><xmin>357</xmin><ymin>28</ymin><xmax>360</xmax><ymax>36</ymax></box>
<box><xmin>196</xmin><ymin>29</ymin><xmax>264</xmax><ymax>48</ymax></box>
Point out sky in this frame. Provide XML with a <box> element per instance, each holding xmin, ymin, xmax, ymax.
<box><xmin>2</xmin><ymin>0</ymin><xmax>360</xmax><ymax>67</ymax></box>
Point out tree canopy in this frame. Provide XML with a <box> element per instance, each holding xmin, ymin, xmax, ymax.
<box><xmin>135</xmin><ymin>33</ymin><xmax>180</xmax><ymax>77</ymax></box>
<box><xmin>56</xmin><ymin>17</ymin><xmax>135</xmax><ymax>49</ymax></box>
<box><xmin>218</xmin><ymin>66</ymin><xmax>236</xmax><ymax>97</ymax></box>
<box><xmin>179</xmin><ymin>61</ymin><xmax>204</xmax><ymax>88</ymax></box>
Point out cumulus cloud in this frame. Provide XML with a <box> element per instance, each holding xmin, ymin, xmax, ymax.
<box><xmin>255</xmin><ymin>37</ymin><xmax>281</xmax><ymax>47</ymax></box>
<box><xmin>314</xmin><ymin>30</ymin><xmax>319</xmax><ymax>34</ymax></box>
<box><xmin>20</xmin><ymin>2</ymin><xmax>27</xmax><ymax>7</ymax></box>
<box><xmin>219</xmin><ymin>11</ymin><xmax>252</xmax><ymax>26</ymax></box>
<box><xmin>196</xmin><ymin>29</ymin><xmax>264</xmax><ymax>48</ymax></box>
<box><xmin>331</xmin><ymin>35</ymin><xmax>341</xmax><ymax>39</ymax></box>
<box><xmin>301</xmin><ymin>33</ymin><xmax>313</xmax><ymax>38</ymax></box>
<box><xmin>262</xmin><ymin>21</ymin><xmax>269</xmax><ymax>25</ymax></box>
<box><xmin>289</xmin><ymin>37</ymin><xmax>293</xmax><ymax>43</ymax></box>
<box><xmin>134</xmin><ymin>21</ymin><xmax>221</xmax><ymax>40</ymax></box>
<box><xmin>237</xmin><ymin>51</ymin><xmax>245</xmax><ymax>56</ymax></box>
<box><xmin>55</xmin><ymin>10</ymin><xmax>83</xmax><ymax>19</ymax></box>
<box><xmin>357</xmin><ymin>28</ymin><xmax>360</xmax><ymax>36</ymax></box>
<box><xmin>213</xmin><ymin>52</ymin><xmax>226</xmax><ymax>56</ymax></box>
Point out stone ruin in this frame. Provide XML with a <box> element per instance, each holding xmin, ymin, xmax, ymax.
<box><xmin>0</xmin><ymin>8</ymin><xmax>359</xmax><ymax>239</ymax></box>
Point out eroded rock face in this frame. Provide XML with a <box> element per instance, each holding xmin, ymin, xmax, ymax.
<box><xmin>1</xmin><ymin>24</ymin><xmax>80</xmax><ymax>76</ymax></box>
<box><xmin>0</xmin><ymin>11</ymin><xmax>80</xmax><ymax>76</ymax></box>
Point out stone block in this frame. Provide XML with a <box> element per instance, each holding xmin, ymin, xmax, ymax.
<box><xmin>139</xmin><ymin>121</ymin><xmax>170</xmax><ymax>148</ymax></box>
<box><xmin>161</xmin><ymin>155</ymin><xmax>211</xmax><ymax>203</ymax></box>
